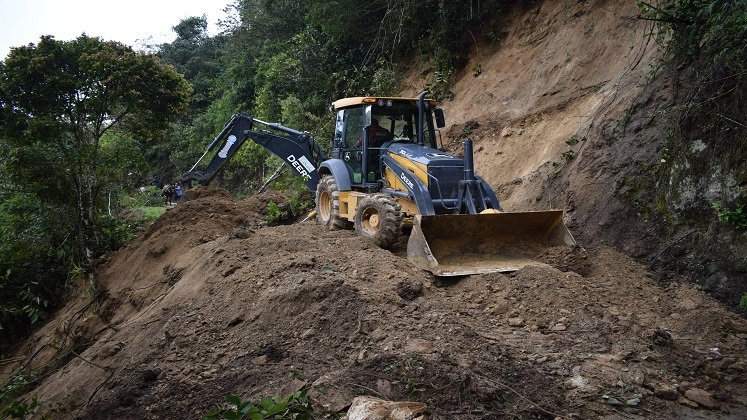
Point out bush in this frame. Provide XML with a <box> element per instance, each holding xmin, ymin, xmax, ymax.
<box><xmin>740</xmin><ymin>294</ymin><xmax>747</xmax><ymax>312</ymax></box>
<box><xmin>712</xmin><ymin>203</ymin><xmax>747</xmax><ymax>230</ymax></box>
<box><xmin>265</xmin><ymin>193</ymin><xmax>313</xmax><ymax>226</ymax></box>
<box><xmin>202</xmin><ymin>391</ymin><xmax>314</xmax><ymax>420</ymax></box>
<box><xmin>0</xmin><ymin>195</ymin><xmax>72</xmax><ymax>353</ymax></box>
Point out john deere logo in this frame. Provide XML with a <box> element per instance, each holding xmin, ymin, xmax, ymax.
<box><xmin>400</xmin><ymin>172</ymin><xmax>415</xmax><ymax>190</ymax></box>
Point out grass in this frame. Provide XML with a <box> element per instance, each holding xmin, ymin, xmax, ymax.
<box><xmin>138</xmin><ymin>206</ymin><xmax>166</xmax><ymax>220</ymax></box>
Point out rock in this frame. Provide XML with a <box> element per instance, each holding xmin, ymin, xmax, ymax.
<box><xmin>489</xmin><ymin>298</ymin><xmax>509</xmax><ymax>315</ymax></box>
<box><xmin>229</xmin><ymin>227</ymin><xmax>252</xmax><ymax>239</ymax></box>
<box><xmin>500</xmin><ymin>127</ymin><xmax>514</xmax><ymax>138</ymax></box>
<box><xmin>678</xmin><ymin>297</ymin><xmax>700</xmax><ymax>310</ymax></box>
<box><xmin>651</xmin><ymin>328</ymin><xmax>674</xmax><ymax>347</ymax></box>
<box><xmin>508</xmin><ymin>317</ymin><xmax>525</xmax><ymax>327</ymax></box>
<box><xmin>455</xmin><ymin>355</ymin><xmax>474</xmax><ymax>368</ymax></box>
<box><xmin>310</xmin><ymin>372</ymin><xmax>358</xmax><ymax>413</ymax></box>
<box><xmin>569</xmin><ymin>374</ymin><xmax>588</xmax><ymax>389</ymax></box>
<box><xmin>404</xmin><ymin>338</ymin><xmax>435</xmax><ymax>354</ymax></box>
<box><xmin>376</xmin><ymin>379</ymin><xmax>393</xmax><ymax>396</ymax></box>
<box><xmin>222</xmin><ymin>265</ymin><xmax>239</xmax><ymax>277</ymax></box>
<box><xmin>684</xmin><ymin>388</ymin><xmax>717</xmax><ymax>409</ymax></box>
<box><xmin>603</xmin><ymin>396</ymin><xmax>623</xmax><ymax>406</ymax></box>
<box><xmin>626</xmin><ymin>397</ymin><xmax>640</xmax><ymax>406</ymax></box>
<box><xmin>280</xmin><ymin>379</ymin><xmax>308</xmax><ymax>396</ymax></box>
<box><xmin>369</xmin><ymin>328</ymin><xmax>387</xmax><ymax>342</ymax></box>
<box><xmin>396</xmin><ymin>280</ymin><xmax>423</xmax><ymax>301</ymax></box>
<box><xmin>100</xmin><ymin>342</ymin><xmax>124</xmax><ymax>357</ymax></box>
<box><xmin>251</xmin><ymin>355</ymin><xmax>268</xmax><ymax>365</ymax></box>
<box><xmin>678</xmin><ymin>396</ymin><xmax>700</xmax><ymax>408</ymax></box>
<box><xmin>550</xmin><ymin>323</ymin><xmax>567</xmax><ymax>331</ymax></box>
<box><xmin>301</xmin><ymin>328</ymin><xmax>315</xmax><ymax>339</ymax></box>
<box><xmin>347</xmin><ymin>396</ymin><xmax>427</xmax><ymax>420</ymax></box>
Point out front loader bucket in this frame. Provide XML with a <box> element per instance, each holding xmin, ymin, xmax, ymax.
<box><xmin>407</xmin><ymin>211</ymin><xmax>575</xmax><ymax>276</ymax></box>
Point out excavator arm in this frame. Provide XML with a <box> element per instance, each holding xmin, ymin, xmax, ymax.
<box><xmin>179</xmin><ymin>113</ymin><xmax>328</xmax><ymax>192</ymax></box>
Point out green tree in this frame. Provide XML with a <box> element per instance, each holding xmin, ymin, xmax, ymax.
<box><xmin>0</xmin><ymin>35</ymin><xmax>191</xmax><ymax>281</ymax></box>
<box><xmin>158</xmin><ymin>0</ymin><xmax>505</xmax><ymax>196</ymax></box>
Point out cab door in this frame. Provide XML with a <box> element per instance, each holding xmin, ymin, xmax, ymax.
<box><xmin>335</xmin><ymin>106</ymin><xmax>375</xmax><ymax>185</ymax></box>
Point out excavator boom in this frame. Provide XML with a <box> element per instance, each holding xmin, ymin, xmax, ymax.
<box><xmin>179</xmin><ymin>113</ymin><xmax>326</xmax><ymax>192</ymax></box>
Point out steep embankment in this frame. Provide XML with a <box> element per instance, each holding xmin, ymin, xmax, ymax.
<box><xmin>3</xmin><ymin>1</ymin><xmax>747</xmax><ymax>419</ymax></box>
<box><xmin>404</xmin><ymin>0</ymin><xmax>745</xmax><ymax>304</ymax></box>
<box><xmin>404</xmin><ymin>0</ymin><xmax>663</xmax><ymax>255</ymax></box>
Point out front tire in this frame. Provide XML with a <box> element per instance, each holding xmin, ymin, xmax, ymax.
<box><xmin>354</xmin><ymin>194</ymin><xmax>403</xmax><ymax>249</ymax></box>
<box><xmin>316</xmin><ymin>175</ymin><xmax>352</xmax><ymax>230</ymax></box>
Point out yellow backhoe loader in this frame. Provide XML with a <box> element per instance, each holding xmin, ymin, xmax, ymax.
<box><xmin>181</xmin><ymin>91</ymin><xmax>575</xmax><ymax>276</ymax></box>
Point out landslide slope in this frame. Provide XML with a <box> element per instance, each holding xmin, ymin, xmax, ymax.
<box><xmin>402</xmin><ymin>0</ymin><xmax>671</xmax><ymax>259</ymax></box>
<box><xmin>3</xmin><ymin>188</ymin><xmax>747</xmax><ymax>418</ymax></box>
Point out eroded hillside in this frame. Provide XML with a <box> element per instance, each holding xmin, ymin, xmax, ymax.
<box><xmin>404</xmin><ymin>0</ymin><xmax>662</xmax><ymax>249</ymax></box>
<box><xmin>403</xmin><ymin>0</ymin><xmax>745</xmax><ymax>305</ymax></box>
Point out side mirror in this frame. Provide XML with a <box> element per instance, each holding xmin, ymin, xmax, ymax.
<box><xmin>434</xmin><ymin>108</ymin><xmax>445</xmax><ymax>128</ymax></box>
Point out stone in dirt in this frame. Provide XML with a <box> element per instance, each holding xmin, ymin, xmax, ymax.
<box><xmin>509</xmin><ymin>317</ymin><xmax>525</xmax><ymax>327</ymax></box>
<box><xmin>654</xmin><ymin>385</ymin><xmax>679</xmax><ymax>401</ymax></box>
<box><xmin>684</xmin><ymin>388</ymin><xmax>718</xmax><ymax>409</ymax></box>
<box><xmin>346</xmin><ymin>396</ymin><xmax>428</xmax><ymax>420</ymax></box>
<box><xmin>396</xmin><ymin>280</ymin><xmax>423</xmax><ymax>301</ymax></box>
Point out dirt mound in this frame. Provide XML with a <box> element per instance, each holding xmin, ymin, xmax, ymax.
<box><xmin>3</xmin><ymin>186</ymin><xmax>745</xmax><ymax>419</ymax></box>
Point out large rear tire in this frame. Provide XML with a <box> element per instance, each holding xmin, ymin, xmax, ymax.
<box><xmin>354</xmin><ymin>194</ymin><xmax>403</xmax><ymax>249</ymax></box>
<box><xmin>316</xmin><ymin>175</ymin><xmax>352</xmax><ymax>230</ymax></box>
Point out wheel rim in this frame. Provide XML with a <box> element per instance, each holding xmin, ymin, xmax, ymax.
<box><xmin>319</xmin><ymin>190</ymin><xmax>331</xmax><ymax>222</ymax></box>
<box><xmin>361</xmin><ymin>207</ymin><xmax>380</xmax><ymax>234</ymax></box>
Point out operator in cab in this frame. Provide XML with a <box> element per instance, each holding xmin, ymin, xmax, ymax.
<box><xmin>354</xmin><ymin>118</ymin><xmax>393</xmax><ymax>147</ymax></box>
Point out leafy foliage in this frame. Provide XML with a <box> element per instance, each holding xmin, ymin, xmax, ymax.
<box><xmin>0</xmin><ymin>195</ymin><xmax>72</xmax><ymax>349</ymax></box>
<box><xmin>637</xmin><ymin>1</ymin><xmax>747</xmax><ymax>222</ymax></box>
<box><xmin>264</xmin><ymin>193</ymin><xmax>312</xmax><ymax>226</ymax></box>
<box><xmin>638</xmin><ymin>1</ymin><xmax>747</xmax><ymax>73</ymax></box>
<box><xmin>0</xmin><ymin>35</ymin><xmax>190</xmax><ymax>265</ymax></box>
<box><xmin>157</xmin><ymin>0</ymin><xmax>507</xmax><ymax>195</ymax></box>
<box><xmin>1</xmin><ymin>394</ymin><xmax>76</xmax><ymax>419</ymax></box>
<box><xmin>202</xmin><ymin>391</ymin><xmax>314</xmax><ymax>420</ymax></box>
<box><xmin>712</xmin><ymin>203</ymin><xmax>747</xmax><ymax>230</ymax></box>
<box><xmin>0</xmin><ymin>35</ymin><xmax>189</xmax><ymax>351</ymax></box>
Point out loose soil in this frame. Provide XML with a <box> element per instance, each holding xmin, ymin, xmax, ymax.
<box><xmin>3</xmin><ymin>187</ymin><xmax>746</xmax><ymax>418</ymax></box>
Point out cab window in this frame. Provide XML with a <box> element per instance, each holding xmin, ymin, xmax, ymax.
<box><xmin>342</xmin><ymin>107</ymin><xmax>365</xmax><ymax>149</ymax></box>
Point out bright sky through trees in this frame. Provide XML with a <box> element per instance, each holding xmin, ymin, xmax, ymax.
<box><xmin>0</xmin><ymin>0</ymin><xmax>230</xmax><ymax>58</ymax></box>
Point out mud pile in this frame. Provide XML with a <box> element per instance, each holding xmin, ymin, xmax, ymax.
<box><xmin>3</xmin><ymin>189</ymin><xmax>746</xmax><ymax>418</ymax></box>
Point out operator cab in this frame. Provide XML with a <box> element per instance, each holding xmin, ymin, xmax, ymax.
<box><xmin>330</xmin><ymin>96</ymin><xmax>445</xmax><ymax>187</ymax></box>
